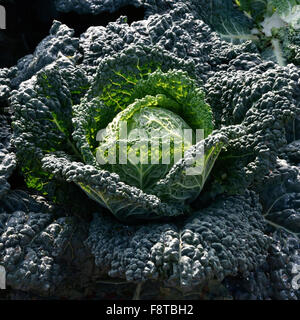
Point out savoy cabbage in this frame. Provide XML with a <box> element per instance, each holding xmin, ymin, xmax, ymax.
<box><xmin>0</xmin><ymin>0</ymin><xmax>300</xmax><ymax>299</ymax></box>
<box><xmin>12</xmin><ymin>46</ymin><xmax>229</xmax><ymax>221</ymax></box>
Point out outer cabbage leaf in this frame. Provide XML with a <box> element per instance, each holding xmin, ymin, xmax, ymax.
<box><xmin>152</xmin><ymin>130</ymin><xmax>232</xmax><ymax>203</ymax></box>
<box><xmin>0</xmin><ymin>190</ymin><xmax>99</xmax><ymax>297</ymax></box>
<box><xmin>86</xmin><ymin>191</ymin><xmax>270</xmax><ymax>288</ymax></box>
<box><xmin>237</xmin><ymin>0</ymin><xmax>269</xmax><ymax>22</ymax></box>
<box><xmin>11</xmin><ymin>56</ymin><xmax>89</xmax><ymax>202</ymax></box>
<box><xmin>41</xmin><ymin>152</ymin><xmax>186</xmax><ymax>221</ymax></box>
<box><xmin>204</xmin><ymin>60</ymin><xmax>300</xmax><ymax>197</ymax></box>
<box><xmin>189</xmin><ymin>0</ymin><xmax>256</xmax><ymax>44</ymax></box>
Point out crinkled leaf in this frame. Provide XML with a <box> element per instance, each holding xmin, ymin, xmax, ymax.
<box><xmin>41</xmin><ymin>153</ymin><xmax>186</xmax><ymax>221</ymax></box>
<box><xmin>152</xmin><ymin>133</ymin><xmax>228</xmax><ymax>203</ymax></box>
